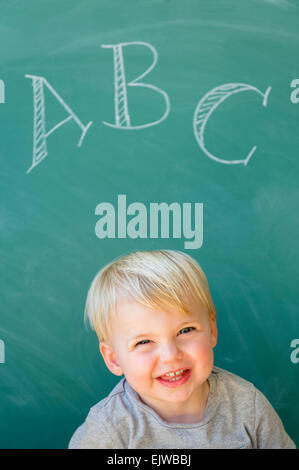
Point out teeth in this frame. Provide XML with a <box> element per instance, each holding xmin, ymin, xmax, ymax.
<box><xmin>164</xmin><ymin>369</ymin><xmax>184</xmax><ymax>377</ymax></box>
<box><xmin>169</xmin><ymin>375</ymin><xmax>183</xmax><ymax>381</ymax></box>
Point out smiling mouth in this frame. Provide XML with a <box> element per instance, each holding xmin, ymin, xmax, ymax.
<box><xmin>160</xmin><ymin>368</ymin><xmax>186</xmax><ymax>381</ymax></box>
<box><xmin>156</xmin><ymin>369</ymin><xmax>191</xmax><ymax>387</ymax></box>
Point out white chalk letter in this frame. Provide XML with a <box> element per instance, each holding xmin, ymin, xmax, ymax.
<box><xmin>25</xmin><ymin>75</ymin><xmax>93</xmax><ymax>174</ymax></box>
<box><xmin>102</xmin><ymin>42</ymin><xmax>170</xmax><ymax>129</ymax></box>
<box><xmin>193</xmin><ymin>83</ymin><xmax>272</xmax><ymax>166</ymax></box>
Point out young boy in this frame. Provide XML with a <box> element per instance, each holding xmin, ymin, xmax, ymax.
<box><xmin>68</xmin><ymin>250</ymin><xmax>296</xmax><ymax>449</ymax></box>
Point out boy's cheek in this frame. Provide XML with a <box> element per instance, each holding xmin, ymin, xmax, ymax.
<box><xmin>191</xmin><ymin>340</ymin><xmax>214</xmax><ymax>364</ymax></box>
<box><xmin>124</xmin><ymin>354</ymin><xmax>155</xmax><ymax>378</ymax></box>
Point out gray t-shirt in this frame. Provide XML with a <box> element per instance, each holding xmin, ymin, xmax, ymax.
<box><xmin>68</xmin><ymin>366</ymin><xmax>296</xmax><ymax>449</ymax></box>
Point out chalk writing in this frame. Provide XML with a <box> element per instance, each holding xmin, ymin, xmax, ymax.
<box><xmin>193</xmin><ymin>83</ymin><xmax>272</xmax><ymax>166</ymax></box>
<box><xmin>25</xmin><ymin>74</ymin><xmax>93</xmax><ymax>174</ymax></box>
<box><xmin>21</xmin><ymin>42</ymin><xmax>298</xmax><ymax>174</ymax></box>
<box><xmin>101</xmin><ymin>41</ymin><xmax>170</xmax><ymax>129</ymax></box>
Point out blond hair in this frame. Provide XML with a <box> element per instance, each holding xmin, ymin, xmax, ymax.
<box><xmin>84</xmin><ymin>250</ymin><xmax>216</xmax><ymax>343</ymax></box>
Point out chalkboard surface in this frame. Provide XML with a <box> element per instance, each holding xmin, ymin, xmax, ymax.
<box><xmin>0</xmin><ymin>0</ymin><xmax>298</xmax><ymax>448</ymax></box>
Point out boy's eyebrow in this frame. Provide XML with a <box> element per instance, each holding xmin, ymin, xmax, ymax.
<box><xmin>129</xmin><ymin>333</ymin><xmax>153</xmax><ymax>342</ymax></box>
<box><xmin>128</xmin><ymin>319</ymin><xmax>203</xmax><ymax>343</ymax></box>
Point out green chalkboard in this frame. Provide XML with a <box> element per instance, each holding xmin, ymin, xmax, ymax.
<box><xmin>0</xmin><ymin>0</ymin><xmax>298</xmax><ymax>449</ymax></box>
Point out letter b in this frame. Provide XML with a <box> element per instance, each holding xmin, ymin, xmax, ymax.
<box><xmin>102</xmin><ymin>41</ymin><xmax>170</xmax><ymax>129</ymax></box>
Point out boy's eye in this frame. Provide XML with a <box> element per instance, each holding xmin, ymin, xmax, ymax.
<box><xmin>135</xmin><ymin>339</ymin><xmax>150</xmax><ymax>347</ymax></box>
<box><xmin>134</xmin><ymin>327</ymin><xmax>195</xmax><ymax>347</ymax></box>
<box><xmin>178</xmin><ymin>326</ymin><xmax>195</xmax><ymax>335</ymax></box>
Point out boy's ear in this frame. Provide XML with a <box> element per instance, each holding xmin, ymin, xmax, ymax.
<box><xmin>99</xmin><ymin>341</ymin><xmax>123</xmax><ymax>376</ymax></box>
<box><xmin>210</xmin><ymin>317</ymin><xmax>218</xmax><ymax>348</ymax></box>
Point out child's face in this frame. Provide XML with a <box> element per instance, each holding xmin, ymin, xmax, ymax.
<box><xmin>100</xmin><ymin>299</ymin><xmax>217</xmax><ymax>420</ymax></box>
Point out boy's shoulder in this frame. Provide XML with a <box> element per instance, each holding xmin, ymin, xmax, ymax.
<box><xmin>88</xmin><ymin>377</ymin><xmax>133</xmax><ymax>432</ymax></box>
<box><xmin>211</xmin><ymin>365</ymin><xmax>256</xmax><ymax>391</ymax></box>
<box><xmin>88</xmin><ymin>378</ymin><xmax>131</xmax><ymax>425</ymax></box>
<box><xmin>68</xmin><ymin>378</ymin><xmax>132</xmax><ymax>448</ymax></box>
<box><xmin>89</xmin><ymin>378</ymin><xmax>127</xmax><ymax>416</ymax></box>
<box><xmin>209</xmin><ymin>365</ymin><xmax>258</xmax><ymax>412</ymax></box>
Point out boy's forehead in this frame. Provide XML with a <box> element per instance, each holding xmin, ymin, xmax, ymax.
<box><xmin>114</xmin><ymin>298</ymin><xmax>209</xmax><ymax>327</ymax></box>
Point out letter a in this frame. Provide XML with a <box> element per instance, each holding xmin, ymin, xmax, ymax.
<box><xmin>25</xmin><ymin>75</ymin><xmax>93</xmax><ymax>174</ymax></box>
<box><xmin>101</xmin><ymin>41</ymin><xmax>170</xmax><ymax>129</ymax></box>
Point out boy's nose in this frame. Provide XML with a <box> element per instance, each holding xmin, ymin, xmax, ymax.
<box><xmin>159</xmin><ymin>341</ymin><xmax>183</xmax><ymax>363</ymax></box>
